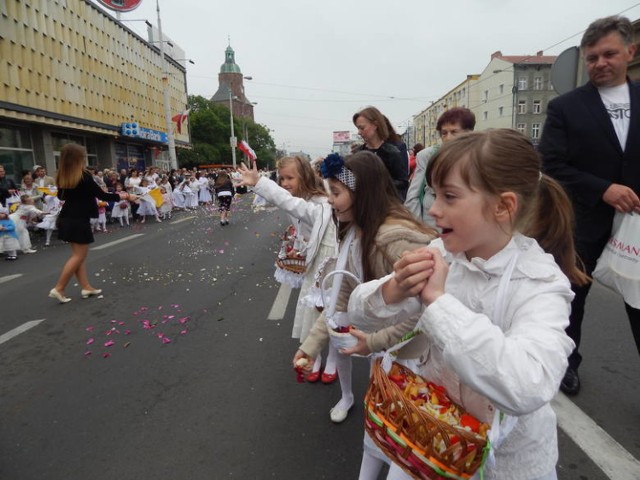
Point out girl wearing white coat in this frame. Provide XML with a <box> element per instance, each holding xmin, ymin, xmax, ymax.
<box><xmin>347</xmin><ymin>130</ymin><xmax>588</xmax><ymax>480</ymax></box>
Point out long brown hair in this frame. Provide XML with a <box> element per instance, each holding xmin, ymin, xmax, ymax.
<box><xmin>352</xmin><ymin>106</ymin><xmax>389</xmax><ymax>142</ymax></box>
<box><xmin>427</xmin><ymin>129</ymin><xmax>588</xmax><ymax>285</ymax></box>
<box><xmin>276</xmin><ymin>156</ymin><xmax>327</xmax><ymax>200</ymax></box>
<box><xmin>338</xmin><ymin>151</ymin><xmax>436</xmax><ymax>281</ymax></box>
<box><xmin>56</xmin><ymin>143</ymin><xmax>87</xmax><ymax>189</ymax></box>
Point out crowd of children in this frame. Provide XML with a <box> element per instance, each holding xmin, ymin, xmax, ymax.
<box><xmin>0</xmin><ymin>166</ymin><xmax>250</xmax><ymax>261</ymax></box>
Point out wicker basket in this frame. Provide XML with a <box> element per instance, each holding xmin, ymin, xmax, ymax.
<box><xmin>275</xmin><ymin>257</ymin><xmax>306</xmax><ymax>274</ymax></box>
<box><xmin>364</xmin><ymin>359</ymin><xmax>490</xmax><ymax>480</ymax></box>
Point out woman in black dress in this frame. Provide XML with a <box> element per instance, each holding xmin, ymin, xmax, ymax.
<box><xmin>49</xmin><ymin>144</ymin><xmax>137</xmax><ymax>303</ymax></box>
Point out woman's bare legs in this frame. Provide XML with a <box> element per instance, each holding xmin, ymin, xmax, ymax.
<box><xmin>53</xmin><ymin>242</ymin><xmax>93</xmax><ymax>294</ymax></box>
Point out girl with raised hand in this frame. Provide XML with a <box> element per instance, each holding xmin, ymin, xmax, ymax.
<box><xmin>348</xmin><ymin>129</ymin><xmax>588</xmax><ymax>479</ymax></box>
<box><xmin>292</xmin><ymin>151</ymin><xmax>437</xmax><ymax>427</ymax></box>
<box><xmin>238</xmin><ymin>156</ymin><xmax>338</xmax><ymax>383</ymax></box>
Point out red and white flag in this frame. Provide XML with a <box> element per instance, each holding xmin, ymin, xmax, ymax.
<box><xmin>238</xmin><ymin>140</ymin><xmax>257</xmax><ymax>161</ymax></box>
<box><xmin>171</xmin><ymin>109</ymin><xmax>190</xmax><ymax>134</ymax></box>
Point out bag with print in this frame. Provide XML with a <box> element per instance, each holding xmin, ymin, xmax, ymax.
<box><xmin>593</xmin><ymin>212</ymin><xmax>640</xmax><ymax>308</ymax></box>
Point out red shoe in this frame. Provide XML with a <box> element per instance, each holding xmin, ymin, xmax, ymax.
<box><xmin>306</xmin><ymin>370</ymin><xmax>321</xmax><ymax>383</ymax></box>
<box><xmin>321</xmin><ymin>371</ymin><xmax>338</xmax><ymax>384</ymax></box>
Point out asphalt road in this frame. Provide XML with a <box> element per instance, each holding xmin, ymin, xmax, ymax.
<box><xmin>0</xmin><ymin>195</ymin><xmax>638</xmax><ymax>480</ymax></box>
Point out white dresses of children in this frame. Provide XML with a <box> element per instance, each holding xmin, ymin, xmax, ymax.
<box><xmin>10</xmin><ymin>202</ymin><xmax>43</xmax><ymax>253</ymax></box>
<box><xmin>36</xmin><ymin>195</ymin><xmax>62</xmax><ymax>245</ymax></box>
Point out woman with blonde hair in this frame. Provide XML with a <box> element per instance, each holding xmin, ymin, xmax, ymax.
<box><xmin>49</xmin><ymin>143</ymin><xmax>137</xmax><ymax>303</ymax></box>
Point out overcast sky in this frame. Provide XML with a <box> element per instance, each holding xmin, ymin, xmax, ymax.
<box><xmin>92</xmin><ymin>0</ymin><xmax>640</xmax><ymax>158</ymax></box>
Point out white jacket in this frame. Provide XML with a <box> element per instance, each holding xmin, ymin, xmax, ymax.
<box><xmin>253</xmin><ymin>177</ymin><xmax>335</xmax><ymax>267</ymax></box>
<box><xmin>348</xmin><ymin>235</ymin><xmax>575</xmax><ymax>480</ymax></box>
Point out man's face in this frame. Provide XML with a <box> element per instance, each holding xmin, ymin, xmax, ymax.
<box><xmin>584</xmin><ymin>31</ymin><xmax>637</xmax><ymax>88</ymax></box>
<box><xmin>0</xmin><ymin>167</ymin><xmax>5</xmax><ymax>178</ymax></box>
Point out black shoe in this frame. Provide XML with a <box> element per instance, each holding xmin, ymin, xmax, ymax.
<box><xmin>560</xmin><ymin>367</ymin><xmax>580</xmax><ymax>395</ymax></box>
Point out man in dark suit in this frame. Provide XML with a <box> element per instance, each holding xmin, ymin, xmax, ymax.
<box><xmin>540</xmin><ymin>15</ymin><xmax>640</xmax><ymax>395</ymax></box>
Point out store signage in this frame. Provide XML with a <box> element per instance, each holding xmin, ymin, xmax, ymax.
<box><xmin>96</xmin><ymin>0</ymin><xmax>143</xmax><ymax>12</ymax></box>
<box><xmin>120</xmin><ymin>122</ymin><xmax>168</xmax><ymax>143</ymax></box>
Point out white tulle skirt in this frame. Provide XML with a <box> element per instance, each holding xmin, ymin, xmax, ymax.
<box><xmin>290</xmin><ymin>241</ymin><xmax>335</xmax><ymax>341</ymax></box>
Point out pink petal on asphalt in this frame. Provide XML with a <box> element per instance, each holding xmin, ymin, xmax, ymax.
<box><xmin>86</xmin><ymin>326</ymin><xmax>94</xmax><ymax>332</ymax></box>
<box><xmin>104</xmin><ymin>340</ymin><xmax>115</xmax><ymax>347</ymax></box>
<box><xmin>124</xmin><ymin>330</ymin><xmax>131</xmax><ymax>335</ymax></box>
<box><xmin>162</xmin><ymin>337</ymin><xmax>171</xmax><ymax>344</ymax></box>
<box><xmin>178</xmin><ymin>317</ymin><xmax>190</xmax><ymax>324</ymax></box>
<box><xmin>118</xmin><ymin>322</ymin><xmax>125</xmax><ymax>326</ymax></box>
<box><xmin>103</xmin><ymin>352</ymin><xmax>111</xmax><ymax>358</ymax></box>
<box><xmin>86</xmin><ymin>338</ymin><xmax>94</xmax><ymax>345</ymax></box>
<box><xmin>180</xmin><ymin>329</ymin><xmax>188</xmax><ymax>335</ymax></box>
<box><xmin>84</xmin><ymin>350</ymin><xmax>92</xmax><ymax>356</ymax></box>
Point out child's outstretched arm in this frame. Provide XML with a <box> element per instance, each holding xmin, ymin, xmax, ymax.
<box><xmin>382</xmin><ymin>247</ymin><xmax>435</xmax><ymax>305</ymax></box>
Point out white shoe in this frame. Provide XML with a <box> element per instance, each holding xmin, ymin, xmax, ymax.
<box><xmin>329</xmin><ymin>402</ymin><xmax>353</xmax><ymax>423</ymax></box>
<box><xmin>49</xmin><ymin>288</ymin><xmax>71</xmax><ymax>303</ymax></box>
<box><xmin>81</xmin><ymin>288</ymin><xmax>102</xmax><ymax>299</ymax></box>
<box><xmin>24</xmin><ymin>249</ymin><xmax>37</xmax><ymax>254</ymax></box>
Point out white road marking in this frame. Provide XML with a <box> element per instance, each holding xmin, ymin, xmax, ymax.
<box><xmin>553</xmin><ymin>393</ymin><xmax>640</xmax><ymax>479</ymax></box>
<box><xmin>268</xmin><ymin>283</ymin><xmax>292</xmax><ymax>320</ymax></box>
<box><xmin>170</xmin><ymin>216</ymin><xmax>196</xmax><ymax>225</ymax></box>
<box><xmin>0</xmin><ymin>273</ymin><xmax>23</xmax><ymax>284</ymax></box>
<box><xmin>0</xmin><ymin>319</ymin><xmax>45</xmax><ymax>346</ymax></box>
<box><xmin>91</xmin><ymin>234</ymin><xmax>144</xmax><ymax>250</ymax></box>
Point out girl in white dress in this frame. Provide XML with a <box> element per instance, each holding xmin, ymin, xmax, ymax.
<box><xmin>197</xmin><ymin>172</ymin><xmax>212</xmax><ymax>204</ymax></box>
<box><xmin>36</xmin><ymin>194</ymin><xmax>62</xmax><ymax>246</ymax></box>
<box><xmin>9</xmin><ymin>195</ymin><xmax>43</xmax><ymax>253</ymax></box>
<box><xmin>238</xmin><ymin>156</ymin><xmax>338</xmax><ymax>382</ymax></box>
<box><xmin>133</xmin><ymin>179</ymin><xmax>161</xmax><ymax>223</ymax></box>
<box><xmin>110</xmin><ymin>183</ymin><xmax>131</xmax><ymax>227</ymax></box>
<box><xmin>186</xmin><ymin>176</ymin><xmax>199</xmax><ymax>209</ymax></box>
<box><xmin>159</xmin><ymin>186</ymin><xmax>174</xmax><ymax>220</ymax></box>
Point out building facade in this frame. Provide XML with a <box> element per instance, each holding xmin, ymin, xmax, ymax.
<box><xmin>473</xmin><ymin>51</ymin><xmax>557</xmax><ymax>146</ymax></box>
<box><xmin>0</xmin><ymin>0</ymin><xmax>190</xmax><ymax>182</ymax></box>
<box><xmin>413</xmin><ymin>75</ymin><xmax>480</xmax><ymax>148</ymax></box>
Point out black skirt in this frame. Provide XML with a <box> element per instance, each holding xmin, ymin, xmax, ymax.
<box><xmin>57</xmin><ymin>217</ymin><xmax>94</xmax><ymax>244</ymax></box>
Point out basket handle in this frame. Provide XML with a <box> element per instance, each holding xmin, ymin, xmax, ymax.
<box><xmin>321</xmin><ymin>269</ymin><xmax>361</xmax><ymax>329</ymax></box>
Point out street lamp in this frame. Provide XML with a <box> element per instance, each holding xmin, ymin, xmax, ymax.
<box><xmin>229</xmin><ymin>88</ymin><xmax>238</xmax><ymax>169</ymax></box>
<box><xmin>229</xmin><ymin>76</ymin><xmax>253</xmax><ymax>168</ymax></box>
<box><xmin>156</xmin><ymin>0</ymin><xmax>177</xmax><ymax>170</ymax></box>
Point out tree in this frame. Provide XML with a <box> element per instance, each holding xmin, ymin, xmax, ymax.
<box><xmin>176</xmin><ymin>95</ymin><xmax>276</xmax><ymax>169</ymax></box>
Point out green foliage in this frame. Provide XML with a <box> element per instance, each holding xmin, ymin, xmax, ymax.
<box><xmin>177</xmin><ymin>95</ymin><xmax>276</xmax><ymax>169</ymax></box>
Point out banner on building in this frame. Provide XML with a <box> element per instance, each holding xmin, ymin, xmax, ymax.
<box><xmin>332</xmin><ymin>131</ymin><xmax>351</xmax><ymax>144</ymax></box>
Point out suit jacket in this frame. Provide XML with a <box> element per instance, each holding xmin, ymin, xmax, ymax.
<box><xmin>58</xmin><ymin>171</ymin><xmax>120</xmax><ymax>220</ymax></box>
<box><xmin>539</xmin><ymin>79</ymin><xmax>640</xmax><ymax>244</ymax></box>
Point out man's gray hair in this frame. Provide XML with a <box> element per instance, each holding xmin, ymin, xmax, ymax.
<box><xmin>581</xmin><ymin>15</ymin><xmax>634</xmax><ymax>48</ymax></box>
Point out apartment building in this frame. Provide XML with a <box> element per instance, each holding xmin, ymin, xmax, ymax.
<box><xmin>474</xmin><ymin>51</ymin><xmax>557</xmax><ymax>146</ymax></box>
<box><xmin>413</xmin><ymin>75</ymin><xmax>480</xmax><ymax>148</ymax></box>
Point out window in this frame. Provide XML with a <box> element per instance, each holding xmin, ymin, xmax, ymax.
<box><xmin>516</xmin><ymin>123</ymin><xmax>526</xmax><ymax>134</ymax></box>
<box><xmin>484</xmin><ymin>90</ymin><xmax>489</xmax><ymax>102</ymax></box>
<box><xmin>483</xmin><ymin>111</ymin><xmax>488</xmax><ymax>120</ymax></box>
<box><xmin>533</xmin><ymin>77</ymin><xmax>543</xmax><ymax>90</ymax></box>
<box><xmin>518</xmin><ymin>100</ymin><xmax>526</xmax><ymax>114</ymax></box>
<box><xmin>498</xmin><ymin>106</ymin><xmax>504</xmax><ymax>116</ymax></box>
<box><xmin>518</xmin><ymin>77</ymin><xmax>528</xmax><ymax>90</ymax></box>
<box><xmin>499</xmin><ymin>84</ymin><xmax>504</xmax><ymax>94</ymax></box>
<box><xmin>533</xmin><ymin>100</ymin><xmax>541</xmax><ymax>114</ymax></box>
<box><xmin>531</xmin><ymin>123</ymin><xmax>541</xmax><ymax>139</ymax></box>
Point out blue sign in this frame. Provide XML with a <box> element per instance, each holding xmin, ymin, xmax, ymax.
<box><xmin>120</xmin><ymin>123</ymin><xmax>168</xmax><ymax>143</ymax></box>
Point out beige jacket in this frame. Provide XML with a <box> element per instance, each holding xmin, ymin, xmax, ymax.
<box><xmin>299</xmin><ymin>217</ymin><xmax>436</xmax><ymax>358</ymax></box>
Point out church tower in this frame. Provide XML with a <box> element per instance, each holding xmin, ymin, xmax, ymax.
<box><xmin>210</xmin><ymin>43</ymin><xmax>254</xmax><ymax>121</ymax></box>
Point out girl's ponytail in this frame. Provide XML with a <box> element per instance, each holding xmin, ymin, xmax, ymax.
<box><xmin>525</xmin><ymin>174</ymin><xmax>589</xmax><ymax>286</ymax></box>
